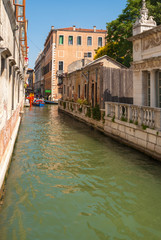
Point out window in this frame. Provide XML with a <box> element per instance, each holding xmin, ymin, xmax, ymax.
<box><xmin>87</xmin><ymin>52</ymin><xmax>92</xmax><ymax>58</ymax></box>
<box><xmin>58</xmin><ymin>88</ymin><xmax>63</xmax><ymax>94</ymax></box>
<box><xmin>98</xmin><ymin>37</ymin><xmax>102</xmax><ymax>47</ymax></box>
<box><xmin>78</xmin><ymin>85</ymin><xmax>80</xmax><ymax>98</ymax></box>
<box><xmin>1</xmin><ymin>56</ymin><xmax>5</xmax><ymax>75</ymax></box>
<box><xmin>95</xmin><ymin>68</ymin><xmax>98</xmax><ymax>82</ymax></box>
<box><xmin>87</xmin><ymin>36</ymin><xmax>92</xmax><ymax>46</ymax></box>
<box><xmin>77</xmin><ymin>36</ymin><xmax>81</xmax><ymax>45</ymax></box>
<box><xmin>59</xmin><ymin>35</ymin><xmax>64</xmax><ymax>45</ymax></box>
<box><xmin>85</xmin><ymin>84</ymin><xmax>87</xmax><ymax>99</ymax></box>
<box><xmin>51</xmin><ymin>36</ymin><xmax>53</xmax><ymax>44</ymax></box>
<box><xmin>68</xmin><ymin>36</ymin><xmax>73</xmax><ymax>45</ymax></box>
<box><xmin>49</xmin><ymin>60</ymin><xmax>52</xmax><ymax>71</ymax></box>
<box><xmin>64</xmin><ymin>85</ymin><xmax>66</xmax><ymax>94</ymax></box>
<box><xmin>44</xmin><ymin>63</ymin><xmax>49</xmax><ymax>74</ymax></box>
<box><xmin>58</xmin><ymin>77</ymin><xmax>63</xmax><ymax>85</ymax></box>
<box><xmin>59</xmin><ymin>61</ymin><xmax>63</xmax><ymax>71</ymax></box>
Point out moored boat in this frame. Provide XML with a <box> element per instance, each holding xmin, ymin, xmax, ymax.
<box><xmin>32</xmin><ymin>99</ymin><xmax>45</xmax><ymax>107</ymax></box>
<box><xmin>44</xmin><ymin>100</ymin><xmax>58</xmax><ymax>105</ymax></box>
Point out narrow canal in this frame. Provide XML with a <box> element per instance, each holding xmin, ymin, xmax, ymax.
<box><xmin>0</xmin><ymin>105</ymin><xmax>161</xmax><ymax>240</ymax></box>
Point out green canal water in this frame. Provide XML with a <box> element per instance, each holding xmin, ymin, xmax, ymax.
<box><xmin>0</xmin><ymin>105</ymin><xmax>161</xmax><ymax>240</ymax></box>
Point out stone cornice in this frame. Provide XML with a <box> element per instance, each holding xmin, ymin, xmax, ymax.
<box><xmin>132</xmin><ymin>56</ymin><xmax>161</xmax><ymax>71</ymax></box>
<box><xmin>128</xmin><ymin>25</ymin><xmax>161</xmax><ymax>41</ymax></box>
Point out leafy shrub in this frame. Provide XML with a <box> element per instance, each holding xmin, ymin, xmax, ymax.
<box><xmin>121</xmin><ymin>116</ymin><xmax>127</xmax><ymax>122</ymax></box>
<box><xmin>92</xmin><ymin>105</ymin><xmax>101</xmax><ymax>121</ymax></box>
<box><xmin>142</xmin><ymin>124</ymin><xmax>149</xmax><ymax>130</ymax></box>
<box><xmin>78</xmin><ymin>107</ymin><xmax>82</xmax><ymax>113</ymax></box>
<box><xmin>86</xmin><ymin>107</ymin><xmax>91</xmax><ymax>118</ymax></box>
<box><xmin>112</xmin><ymin>115</ymin><xmax>115</xmax><ymax>123</ymax></box>
<box><xmin>77</xmin><ymin>98</ymin><xmax>83</xmax><ymax>105</ymax></box>
<box><xmin>63</xmin><ymin>102</ymin><xmax>66</xmax><ymax>109</ymax></box>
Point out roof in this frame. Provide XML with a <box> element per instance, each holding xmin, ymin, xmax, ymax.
<box><xmin>44</xmin><ymin>26</ymin><xmax>106</xmax><ymax>45</ymax></box>
<box><xmin>57</xmin><ymin>27</ymin><xmax>107</xmax><ymax>33</ymax></box>
<box><xmin>85</xmin><ymin>55</ymin><xmax>127</xmax><ymax>69</ymax></box>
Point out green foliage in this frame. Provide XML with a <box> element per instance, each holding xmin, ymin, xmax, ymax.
<box><xmin>83</xmin><ymin>99</ymin><xmax>89</xmax><ymax>105</ymax></box>
<box><xmin>129</xmin><ymin>119</ymin><xmax>133</xmax><ymax>124</ymax></box>
<box><xmin>63</xmin><ymin>102</ymin><xmax>66</xmax><ymax>109</ymax></box>
<box><xmin>86</xmin><ymin>107</ymin><xmax>91</xmax><ymax>118</ymax></box>
<box><xmin>94</xmin><ymin>0</ymin><xmax>161</xmax><ymax>67</ymax></box>
<box><xmin>77</xmin><ymin>98</ymin><xmax>89</xmax><ymax>105</ymax></box>
<box><xmin>135</xmin><ymin>120</ymin><xmax>138</xmax><ymax>125</ymax></box>
<box><xmin>112</xmin><ymin>115</ymin><xmax>115</xmax><ymax>123</ymax></box>
<box><xmin>121</xmin><ymin>116</ymin><xmax>128</xmax><ymax>122</ymax></box>
<box><xmin>92</xmin><ymin>105</ymin><xmax>101</xmax><ymax>121</ymax></box>
<box><xmin>142</xmin><ymin>124</ymin><xmax>149</xmax><ymax>130</ymax></box>
<box><xmin>77</xmin><ymin>98</ymin><xmax>83</xmax><ymax>105</ymax></box>
<box><xmin>78</xmin><ymin>107</ymin><xmax>82</xmax><ymax>113</ymax></box>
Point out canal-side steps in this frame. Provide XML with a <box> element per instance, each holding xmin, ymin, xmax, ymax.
<box><xmin>58</xmin><ymin>100</ymin><xmax>161</xmax><ymax>161</ymax></box>
<box><xmin>0</xmin><ymin>107</ymin><xmax>22</xmax><ymax>200</ymax></box>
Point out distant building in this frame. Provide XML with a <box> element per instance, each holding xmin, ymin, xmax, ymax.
<box><xmin>34</xmin><ymin>51</ymin><xmax>45</xmax><ymax>97</ymax></box>
<box><xmin>25</xmin><ymin>68</ymin><xmax>35</xmax><ymax>96</ymax></box>
<box><xmin>35</xmin><ymin>26</ymin><xmax>107</xmax><ymax>100</ymax></box>
<box><xmin>63</xmin><ymin>55</ymin><xmax>133</xmax><ymax>108</ymax></box>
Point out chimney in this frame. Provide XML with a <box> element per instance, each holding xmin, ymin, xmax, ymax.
<box><xmin>73</xmin><ymin>25</ymin><xmax>76</xmax><ymax>31</ymax></box>
<box><xmin>51</xmin><ymin>26</ymin><xmax>54</xmax><ymax>30</ymax></box>
<box><xmin>93</xmin><ymin>26</ymin><xmax>96</xmax><ymax>32</ymax></box>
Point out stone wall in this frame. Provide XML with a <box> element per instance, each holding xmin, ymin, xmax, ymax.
<box><xmin>59</xmin><ymin>100</ymin><xmax>161</xmax><ymax>161</ymax></box>
<box><xmin>0</xmin><ymin>0</ymin><xmax>26</xmax><ymax>198</ymax></box>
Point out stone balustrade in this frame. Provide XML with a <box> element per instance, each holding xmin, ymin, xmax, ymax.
<box><xmin>59</xmin><ymin>100</ymin><xmax>105</xmax><ymax>122</ymax></box>
<box><xmin>105</xmin><ymin>102</ymin><xmax>161</xmax><ymax>130</ymax></box>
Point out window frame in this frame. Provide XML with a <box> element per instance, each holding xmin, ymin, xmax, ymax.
<box><xmin>87</xmin><ymin>36</ymin><xmax>92</xmax><ymax>46</ymax></box>
<box><xmin>68</xmin><ymin>36</ymin><xmax>73</xmax><ymax>45</ymax></box>
<box><xmin>77</xmin><ymin>36</ymin><xmax>82</xmax><ymax>46</ymax></box>
<box><xmin>87</xmin><ymin>52</ymin><xmax>92</xmax><ymax>58</ymax></box>
<box><xmin>59</xmin><ymin>35</ymin><xmax>64</xmax><ymax>45</ymax></box>
<box><xmin>58</xmin><ymin>61</ymin><xmax>64</xmax><ymax>71</ymax></box>
<box><xmin>98</xmin><ymin>37</ymin><xmax>103</xmax><ymax>47</ymax></box>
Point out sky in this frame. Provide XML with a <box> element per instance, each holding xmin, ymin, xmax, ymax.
<box><xmin>26</xmin><ymin>0</ymin><xmax>127</xmax><ymax>69</ymax></box>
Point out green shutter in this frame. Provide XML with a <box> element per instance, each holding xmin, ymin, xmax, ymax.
<box><xmin>59</xmin><ymin>36</ymin><xmax>63</xmax><ymax>45</ymax></box>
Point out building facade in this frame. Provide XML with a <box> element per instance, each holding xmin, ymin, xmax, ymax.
<box><xmin>129</xmin><ymin>0</ymin><xmax>161</xmax><ymax>108</ymax></box>
<box><xmin>63</xmin><ymin>56</ymin><xmax>133</xmax><ymax>108</ymax></box>
<box><xmin>34</xmin><ymin>51</ymin><xmax>45</xmax><ymax>97</ymax></box>
<box><xmin>35</xmin><ymin>26</ymin><xmax>106</xmax><ymax>100</ymax></box>
<box><xmin>25</xmin><ymin>68</ymin><xmax>35</xmax><ymax>96</ymax></box>
<box><xmin>0</xmin><ymin>0</ymin><xmax>28</xmax><ymax>197</ymax></box>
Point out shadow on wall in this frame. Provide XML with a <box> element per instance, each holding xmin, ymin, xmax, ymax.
<box><xmin>103</xmin><ymin>89</ymin><xmax>133</xmax><ymax>108</ymax></box>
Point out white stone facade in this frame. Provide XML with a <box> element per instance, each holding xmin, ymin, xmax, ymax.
<box><xmin>129</xmin><ymin>0</ymin><xmax>161</xmax><ymax>108</ymax></box>
<box><xmin>0</xmin><ymin>0</ymin><xmax>26</xmax><ymax>197</ymax></box>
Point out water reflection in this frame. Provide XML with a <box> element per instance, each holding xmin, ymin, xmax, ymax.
<box><xmin>0</xmin><ymin>106</ymin><xmax>161</xmax><ymax>240</ymax></box>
